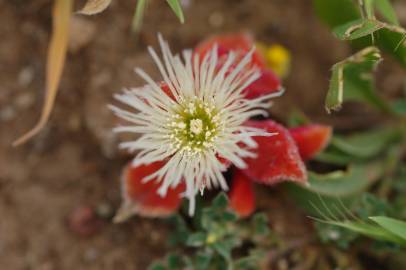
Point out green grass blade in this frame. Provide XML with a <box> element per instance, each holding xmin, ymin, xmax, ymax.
<box><xmin>166</xmin><ymin>0</ymin><xmax>185</xmax><ymax>23</ymax></box>
<box><xmin>370</xmin><ymin>216</ymin><xmax>406</xmax><ymax>241</ymax></box>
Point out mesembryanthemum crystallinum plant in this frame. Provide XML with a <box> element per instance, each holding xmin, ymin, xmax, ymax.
<box><xmin>110</xmin><ymin>35</ymin><xmax>283</xmax><ymax>215</ymax></box>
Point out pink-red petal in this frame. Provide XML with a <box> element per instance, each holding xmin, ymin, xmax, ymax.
<box><xmin>194</xmin><ymin>33</ymin><xmax>281</xmax><ymax>100</ymax></box>
<box><xmin>114</xmin><ymin>161</ymin><xmax>184</xmax><ymax>222</ymax></box>
<box><xmin>229</xmin><ymin>170</ymin><xmax>256</xmax><ymax>217</ymax></box>
<box><xmin>242</xmin><ymin>120</ymin><xmax>307</xmax><ymax>185</ymax></box>
<box><xmin>194</xmin><ymin>33</ymin><xmax>266</xmax><ymax>68</ymax></box>
<box><xmin>289</xmin><ymin>125</ymin><xmax>332</xmax><ymax>160</ymax></box>
<box><xmin>243</xmin><ymin>69</ymin><xmax>281</xmax><ymax>99</ymax></box>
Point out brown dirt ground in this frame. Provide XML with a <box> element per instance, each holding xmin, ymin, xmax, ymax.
<box><xmin>1</xmin><ymin>0</ymin><xmax>405</xmax><ymax>269</ymax></box>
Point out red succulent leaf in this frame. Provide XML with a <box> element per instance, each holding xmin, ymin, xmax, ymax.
<box><xmin>289</xmin><ymin>124</ymin><xmax>332</xmax><ymax>160</ymax></box>
<box><xmin>114</xmin><ymin>161</ymin><xmax>184</xmax><ymax>222</ymax></box>
<box><xmin>243</xmin><ymin>69</ymin><xmax>281</xmax><ymax>99</ymax></box>
<box><xmin>229</xmin><ymin>170</ymin><xmax>256</xmax><ymax>217</ymax></box>
<box><xmin>194</xmin><ymin>33</ymin><xmax>266</xmax><ymax>68</ymax></box>
<box><xmin>242</xmin><ymin>120</ymin><xmax>307</xmax><ymax>184</ymax></box>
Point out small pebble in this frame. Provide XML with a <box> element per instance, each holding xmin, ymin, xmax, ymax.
<box><xmin>277</xmin><ymin>259</ymin><xmax>288</xmax><ymax>270</ymax></box>
<box><xmin>96</xmin><ymin>202</ymin><xmax>115</xmax><ymax>220</ymax></box>
<box><xmin>68</xmin><ymin>206</ymin><xmax>103</xmax><ymax>237</ymax></box>
<box><xmin>69</xmin><ymin>16</ymin><xmax>96</xmax><ymax>53</ymax></box>
<box><xmin>209</xmin><ymin>11</ymin><xmax>224</xmax><ymax>28</ymax></box>
<box><xmin>84</xmin><ymin>247</ymin><xmax>99</xmax><ymax>262</ymax></box>
<box><xmin>15</xmin><ymin>92</ymin><xmax>34</xmax><ymax>109</ymax></box>
<box><xmin>18</xmin><ymin>66</ymin><xmax>34</xmax><ymax>87</ymax></box>
<box><xmin>0</xmin><ymin>106</ymin><xmax>15</xmax><ymax>121</ymax></box>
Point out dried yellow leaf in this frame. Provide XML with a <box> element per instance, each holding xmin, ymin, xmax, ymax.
<box><xmin>78</xmin><ymin>0</ymin><xmax>112</xmax><ymax>15</ymax></box>
<box><xmin>13</xmin><ymin>0</ymin><xmax>72</xmax><ymax>146</ymax></box>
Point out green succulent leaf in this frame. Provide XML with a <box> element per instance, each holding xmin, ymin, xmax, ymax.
<box><xmin>325</xmin><ymin>46</ymin><xmax>392</xmax><ymax>113</ymax></box>
<box><xmin>331</xmin><ymin>128</ymin><xmax>401</xmax><ymax>158</ymax></box>
<box><xmin>195</xmin><ymin>253</ymin><xmax>212</xmax><ymax>270</ymax></box>
<box><xmin>313</xmin><ymin>0</ymin><xmax>360</xmax><ymax>28</ymax></box>
<box><xmin>252</xmin><ymin>213</ymin><xmax>270</xmax><ymax>236</ymax></box>
<box><xmin>370</xmin><ymin>216</ymin><xmax>406</xmax><ymax>241</ymax></box>
<box><xmin>374</xmin><ymin>0</ymin><xmax>400</xmax><ymax>25</ymax></box>
<box><xmin>306</xmin><ymin>164</ymin><xmax>382</xmax><ymax>197</ymax></box>
<box><xmin>148</xmin><ymin>263</ymin><xmax>167</xmax><ymax>270</ymax></box>
<box><xmin>212</xmin><ymin>192</ymin><xmax>229</xmax><ymax>211</ymax></box>
<box><xmin>334</xmin><ymin>19</ymin><xmax>383</xmax><ymax>40</ymax></box>
<box><xmin>314</xmin><ymin>0</ymin><xmax>406</xmax><ymax>67</ymax></box>
<box><xmin>186</xmin><ymin>232</ymin><xmax>207</xmax><ymax>247</ymax></box>
<box><xmin>285</xmin><ymin>162</ymin><xmax>383</xmax><ymax>217</ymax></box>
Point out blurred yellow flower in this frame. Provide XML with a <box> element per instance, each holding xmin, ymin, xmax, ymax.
<box><xmin>256</xmin><ymin>42</ymin><xmax>291</xmax><ymax>79</ymax></box>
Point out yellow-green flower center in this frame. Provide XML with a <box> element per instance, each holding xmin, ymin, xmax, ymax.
<box><xmin>168</xmin><ymin>99</ymin><xmax>221</xmax><ymax>155</ymax></box>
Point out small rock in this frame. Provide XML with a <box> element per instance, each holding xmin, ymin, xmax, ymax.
<box><xmin>68</xmin><ymin>206</ymin><xmax>103</xmax><ymax>237</ymax></box>
<box><xmin>209</xmin><ymin>11</ymin><xmax>224</xmax><ymax>28</ymax></box>
<box><xmin>96</xmin><ymin>202</ymin><xmax>115</xmax><ymax>219</ymax></box>
<box><xmin>69</xmin><ymin>16</ymin><xmax>96</xmax><ymax>54</ymax></box>
<box><xmin>0</xmin><ymin>106</ymin><xmax>15</xmax><ymax>121</ymax></box>
<box><xmin>68</xmin><ymin>113</ymin><xmax>82</xmax><ymax>131</ymax></box>
<box><xmin>180</xmin><ymin>0</ymin><xmax>192</xmax><ymax>9</ymax></box>
<box><xmin>18</xmin><ymin>66</ymin><xmax>34</xmax><ymax>87</ymax></box>
<box><xmin>84</xmin><ymin>247</ymin><xmax>99</xmax><ymax>262</ymax></box>
<box><xmin>15</xmin><ymin>92</ymin><xmax>35</xmax><ymax>109</ymax></box>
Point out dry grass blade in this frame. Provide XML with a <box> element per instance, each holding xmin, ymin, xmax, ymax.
<box><xmin>13</xmin><ymin>0</ymin><xmax>73</xmax><ymax>146</ymax></box>
<box><xmin>78</xmin><ymin>0</ymin><xmax>112</xmax><ymax>15</ymax></box>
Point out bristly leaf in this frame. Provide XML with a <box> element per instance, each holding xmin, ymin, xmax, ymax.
<box><xmin>320</xmin><ymin>219</ymin><xmax>406</xmax><ymax>246</ymax></box>
<box><xmin>78</xmin><ymin>0</ymin><xmax>112</xmax><ymax>15</ymax></box>
<box><xmin>166</xmin><ymin>0</ymin><xmax>185</xmax><ymax>23</ymax></box>
<box><xmin>325</xmin><ymin>46</ymin><xmax>390</xmax><ymax>113</ymax></box>
<box><xmin>13</xmin><ymin>0</ymin><xmax>73</xmax><ymax>146</ymax></box>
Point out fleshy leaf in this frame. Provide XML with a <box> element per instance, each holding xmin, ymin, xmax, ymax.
<box><xmin>114</xmin><ymin>161</ymin><xmax>184</xmax><ymax>222</ymax></box>
<box><xmin>289</xmin><ymin>124</ymin><xmax>332</xmax><ymax>160</ymax></box>
<box><xmin>331</xmin><ymin>127</ymin><xmax>401</xmax><ymax>159</ymax></box>
<box><xmin>375</xmin><ymin>0</ymin><xmax>399</xmax><ymax>26</ymax></box>
<box><xmin>242</xmin><ymin>120</ymin><xmax>307</xmax><ymax>185</ymax></box>
<box><xmin>229</xmin><ymin>171</ymin><xmax>255</xmax><ymax>217</ymax></box>
<box><xmin>285</xmin><ymin>161</ymin><xmax>383</xmax><ymax>217</ymax></box>
<box><xmin>325</xmin><ymin>46</ymin><xmax>391</xmax><ymax>113</ymax></box>
<box><xmin>369</xmin><ymin>216</ymin><xmax>406</xmax><ymax>241</ymax></box>
<box><xmin>313</xmin><ymin>0</ymin><xmax>406</xmax><ymax>67</ymax></box>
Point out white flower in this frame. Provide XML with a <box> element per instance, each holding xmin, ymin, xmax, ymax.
<box><xmin>110</xmin><ymin>35</ymin><xmax>282</xmax><ymax>215</ymax></box>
